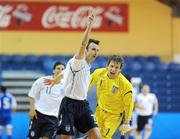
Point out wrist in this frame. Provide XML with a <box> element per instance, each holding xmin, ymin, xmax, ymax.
<box><xmin>123</xmin><ymin>120</ymin><xmax>130</xmax><ymax>124</ymax></box>
<box><xmin>30</xmin><ymin>107</ymin><xmax>35</xmax><ymax>111</ymax></box>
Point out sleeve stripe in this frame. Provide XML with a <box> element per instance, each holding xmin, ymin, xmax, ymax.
<box><xmin>124</xmin><ymin>91</ymin><xmax>133</xmax><ymax>96</ymax></box>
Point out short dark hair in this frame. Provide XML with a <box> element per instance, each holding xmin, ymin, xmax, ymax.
<box><xmin>0</xmin><ymin>86</ymin><xmax>7</xmax><ymax>93</ymax></box>
<box><xmin>53</xmin><ymin>61</ymin><xmax>65</xmax><ymax>70</ymax></box>
<box><xmin>86</xmin><ymin>38</ymin><xmax>100</xmax><ymax>49</ymax></box>
<box><xmin>107</xmin><ymin>55</ymin><xmax>124</xmax><ymax>69</ymax></box>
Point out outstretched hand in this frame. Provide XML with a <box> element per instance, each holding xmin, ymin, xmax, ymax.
<box><xmin>44</xmin><ymin>74</ymin><xmax>63</xmax><ymax>86</ymax></box>
<box><xmin>88</xmin><ymin>9</ymin><xmax>95</xmax><ymax>26</ymax></box>
<box><xmin>44</xmin><ymin>78</ymin><xmax>56</xmax><ymax>86</ymax></box>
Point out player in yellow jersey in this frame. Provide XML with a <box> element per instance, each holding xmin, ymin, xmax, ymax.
<box><xmin>89</xmin><ymin>55</ymin><xmax>134</xmax><ymax>139</ymax></box>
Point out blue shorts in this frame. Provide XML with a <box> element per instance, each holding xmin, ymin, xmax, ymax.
<box><xmin>28</xmin><ymin>110</ymin><xmax>58</xmax><ymax>139</ymax></box>
<box><xmin>0</xmin><ymin>116</ymin><xmax>11</xmax><ymax>126</ymax></box>
<box><xmin>56</xmin><ymin>97</ymin><xmax>98</xmax><ymax>136</ymax></box>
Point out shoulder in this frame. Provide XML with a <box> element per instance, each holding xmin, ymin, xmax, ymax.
<box><xmin>91</xmin><ymin>68</ymin><xmax>107</xmax><ymax>77</ymax></box>
<box><xmin>119</xmin><ymin>73</ymin><xmax>133</xmax><ymax>88</ymax></box>
<box><xmin>150</xmin><ymin>93</ymin><xmax>157</xmax><ymax>98</ymax></box>
<box><xmin>69</xmin><ymin>57</ymin><xmax>85</xmax><ymax>63</ymax></box>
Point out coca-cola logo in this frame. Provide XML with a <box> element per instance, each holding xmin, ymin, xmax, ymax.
<box><xmin>0</xmin><ymin>4</ymin><xmax>32</xmax><ymax>28</ymax></box>
<box><xmin>42</xmin><ymin>6</ymin><xmax>103</xmax><ymax>29</ymax></box>
<box><xmin>0</xmin><ymin>5</ymin><xmax>13</xmax><ymax>27</ymax></box>
<box><xmin>0</xmin><ymin>2</ymin><xmax>128</xmax><ymax>31</ymax></box>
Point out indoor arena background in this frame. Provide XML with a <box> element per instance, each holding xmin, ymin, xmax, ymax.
<box><xmin>0</xmin><ymin>0</ymin><xmax>180</xmax><ymax>139</ymax></box>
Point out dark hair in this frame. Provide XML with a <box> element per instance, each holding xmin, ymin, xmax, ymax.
<box><xmin>107</xmin><ymin>55</ymin><xmax>124</xmax><ymax>69</ymax></box>
<box><xmin>0</xmin><ymin>86</ymin><xmax>7</xmax><ymax>93</ymax></box>
<box><xmin>53</xmin><ymin>61</ymin><xmax>65</xmax><ymax>70</ymax></box>
<box><xmin>140</xmin><ymin>83</ymin><xmax>151</xmax><ymax>90</ymax></box>
<box><xmin>86</xmin><ymin>38</ymin><xmax>100</xmax><ymax>49</ymax></box>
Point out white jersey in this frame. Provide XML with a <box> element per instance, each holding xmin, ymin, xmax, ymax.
<box><xmin>136</xmin><ymin>93</ymin><xmax>157</xmax><ymax>116</ymax></box>
<box><xmin>28</xmin><ymin>76</ymin><xmax>64</xmax><ymax>117</ymax></box>
<box><xmin>63</xmin><ymin>57</ymin><xmax>90</xmax><ymax>100</ymax></box>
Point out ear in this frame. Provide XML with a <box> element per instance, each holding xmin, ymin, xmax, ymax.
<box><xmin>120</xmin><ymin>63</ymin><xmax>123</xmax><ymax>69</ymax></box>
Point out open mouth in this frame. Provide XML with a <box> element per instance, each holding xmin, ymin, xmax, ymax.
<box><xmin>110</xmin><ymin>72</ymin><xmax>115</xmax><ymax>76</ymax></box>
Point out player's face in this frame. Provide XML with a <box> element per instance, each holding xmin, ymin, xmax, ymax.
<box><xmin>86</xmin><ymin>44</ymin><xmax>100</xmax><ymax>61</ymax></box>
<box><xmin>53</xmin><ymin>64</ymin><xmax>65</xmax><ymax>76</ymax></box>
<box><xmin>107</xmin><ymin>61</ymin><xmax>121</xmax><ymax>79</ymax></box>
<box><xmin>141</xmin><ymin>85</ymin><xmax>150</xmax><ymax>95</ymax></box>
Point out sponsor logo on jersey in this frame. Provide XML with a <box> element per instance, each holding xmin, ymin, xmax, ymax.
<box><xmin>30</xmin><ymin>131</ymin><xmax>35</xmax><ymax>137</ymax></box>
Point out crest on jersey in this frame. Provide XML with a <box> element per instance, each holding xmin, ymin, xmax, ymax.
<box><xmin>65</xmin><ymin>125</ymin><xmax>71</xmax><ymax>132</ymax></box>
<box><xmin>30</xmin><ymin>131</ymin><xmax>35</xmax><ymax>137</ymax></box>
<box><xmin>112</xmin><ymin>86</ymin><xmax>118</xmax><ymax>93</ymax></box>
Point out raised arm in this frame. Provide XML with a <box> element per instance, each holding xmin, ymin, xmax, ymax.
<box><xmin>75</xmin><ymin>10</ymin><xmax>95</xmax><ymax>59</ymax></box>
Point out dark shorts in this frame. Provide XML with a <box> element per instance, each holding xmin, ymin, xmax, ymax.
<box><xmin>0</xmin><ymin>116</ymin><xmax>11</xmax><ymax>126</ymax></box>
<box><xmin>137</xmin><ymin>115</ymin><xmax>152</xmax><ymax>131</ymax></box>
<box><xmin>28</xmin><ymin>110</ymin><xmax>58</xmax><ymax>139</ymax></box>
<box><xmin>56</xmin><ymin>97</ymin><xmax>98</xmax><ymax>136</ymax></box>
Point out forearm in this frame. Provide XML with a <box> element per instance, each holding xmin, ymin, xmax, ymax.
<box><xmin>124</xmin><ymin>94</ymin><xmax>134</xmax><ymax>121</ymax></box>
<box><xmin>29</xmin><ymin>97</ymin><xmax>38</xmax><ymax>119</ymax></box>
<box><xmin>29</xmin><ymin>97</ymin><xmax>35</xmax><ymax>110</ymax></box>
<box><xmin>81</xmin><ymin>23</ymin><xmax>93</xmax><ymax>46</ymax></box>
<box><xmin>119</xmin><ymin>90</ymin><xmax>133</xmax><ymax>135</ymax></box>
<box><xmin>75</xmin><ymin>10</ymin><xmax>94</xmax><ymax>59</ymax></box>
<box><xmin>76</xmin><ymin>23</ymin><xmax>93</xmax><ymax>59</ymax></box>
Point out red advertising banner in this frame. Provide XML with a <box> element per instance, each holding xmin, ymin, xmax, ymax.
<box><xmin>0</xmin><ymin>2</ymin><xmax>128</xmax><ymax>32</ymax></box>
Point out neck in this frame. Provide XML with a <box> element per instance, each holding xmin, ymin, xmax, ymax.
<box><xmin>85</xmin><ymin>57</ymin><xmax>92</xmax><ymax>65</ymax></box>
<box><xmin>107</xmin><ymin>74</ymin><xmax>116</xmax><ymax>79</ymax></box>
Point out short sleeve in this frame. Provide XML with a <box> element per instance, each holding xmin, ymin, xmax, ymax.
<box><xmin>69</xmin><ymin>57</ymin><xmax>86</xmax><ymax>71</ymax></box>
<box><xmin>28</xmin><ymin>77</ymin><xmax>44</xmax><ymax>99</ymax></box>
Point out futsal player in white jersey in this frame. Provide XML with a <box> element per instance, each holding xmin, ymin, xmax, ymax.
<box><xmin>56</xmin><ymin>10</ymin><xmax>101</xmax><ymax>139</ymax></box>
<box><xmin>28</xmin><ymin>61</ymin><xmax>65</xmax><ymax>139</ymax></box>
<box><xmin>135</xmin><ymin>84</ymin><xmax>158</xmax><ymax>139</ymax></box>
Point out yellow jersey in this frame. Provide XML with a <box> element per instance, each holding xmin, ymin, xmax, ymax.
<box><xmin>89</xmin><ymin>68</ymin><xmax>134</xmax><ymax>121</ymax></box>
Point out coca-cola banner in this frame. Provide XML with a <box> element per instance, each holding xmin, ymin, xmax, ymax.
<box><xmin>0</xmin><ymin>1</ymin><xmax>128</xmax><ymax>32</ymax></box>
